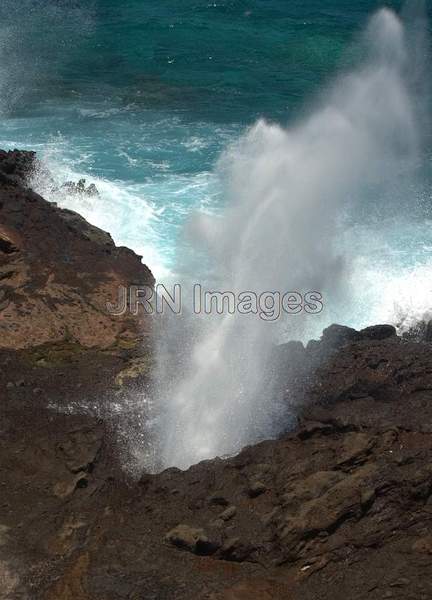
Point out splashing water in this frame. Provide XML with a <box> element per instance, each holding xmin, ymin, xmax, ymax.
<box><xmin>155</xmin><ymin>7</ymin><xmax>430</xmax><ymax>470</ymax></box>
<box><xmin>0</xmin><ymin>1</ymin><xmax>430</xmax><ymax>473</ymax></box>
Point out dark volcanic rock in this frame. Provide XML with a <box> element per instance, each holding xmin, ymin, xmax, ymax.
<box><xmin>321</xmin><ymin>323</ymin><xmax>362</xmax><ymax>348</ymax></box>
<box><xmin>0</xmin><ymin>149</ymin><xmax>154</xmax><ymax>350</ymax></box>
<box><xmin>165</xmin><ymin>524</ymin><xmax>221</xmax><ymax>555</ymax></box>
<box><xmin>303</xmin><ymin>336</ymin><xmax>432</xmax><ymax>431</ymax></box>
<box><xmin>61</xmin><ymin>178</ymin><xmax>100</xmax><ymax>197</ymax></box>
<box><xmin>0</xmin><ymin>149</ymin><xmax>37</xmax><ymax>186</ymax></box>
<box><xmin>1</xmin><ymin>329</ymin><xmax>432</xmax><ymax>599</ymax></box>
<box><xmin>359</xmin><ymin>324</ymin><xmax>396</xmax><ymax>340</ymax></box>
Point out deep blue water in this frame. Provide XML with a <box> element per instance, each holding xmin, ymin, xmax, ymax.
<box><xmin>1</xmin><ymin>1</ymin><xmax>432</xmax><ymax>331</ymax></box>
<box><xmin>3</xmin><ymin>1</ymin><xmax>405</xmax><ymax>182</ymax></box>
<box><xmin>0</xmin><ymin>1</ymin><xmax>406</xmax><ymax>126</ymax></box>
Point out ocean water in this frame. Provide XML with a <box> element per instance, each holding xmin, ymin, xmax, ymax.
<box><xmin>3</xmin><ymin>1</ymin><xmax>432</xmax><ymax>470</ymax></box>
<box><xmin>0</xmin><ymin>0</ymin><xmax>431</xmax><ymax>332</ymax></box>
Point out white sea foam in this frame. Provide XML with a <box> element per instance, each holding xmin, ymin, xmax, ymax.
<box><xmin>30</xmin><ymin>145</ymin><xmax>178</xmax><ymax>280</ymax></box>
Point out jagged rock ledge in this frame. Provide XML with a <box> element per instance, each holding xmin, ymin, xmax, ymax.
<box><xmin>3</xmin><ymin>322</ymin><xmax>432</xmax><ymax>599</ymax></box>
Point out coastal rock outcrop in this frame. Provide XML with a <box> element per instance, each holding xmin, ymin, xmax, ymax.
<box><xmin>0</xmin><ymin>324</ymin><xmax>431</xmax><ymax>599</ymax></box>
<box><xmin>0</xmin><ymin>149</ymin><xmax>154</xmax><ymax>350</ymax></box>
<box><xmin>2</xmin><ymin>149</ymin><xmax>432</xmax><ymax>599</ymax></box>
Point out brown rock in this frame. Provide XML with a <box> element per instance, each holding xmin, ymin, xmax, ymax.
<box><xmin>412</xmin><ymin>536</ymin><xmax>432</xmax><ymax>554</ymax></box>
<box><xmin>208</xmin><ymin>494</ymin><xmax>230</xmax><ymax>507</ymax></box>
<box><xmin>57</xmin><ymin>427</ymin><xmax>103</xmax><ymax>473</ymax></box>
<box><xmin>321</xmin><ymin>324</ymin><xmax>362</xmax><ymax>348</ymax></box>
<box><xmin>337</xmin><ymin>432</ymin><xmax>376</xmax><ymax>467</ymax></box>
<box><xmin>219</xmin><ymin>505</ymin><xmax>237</xmax><ymax>521</ymax></box>
<box><xmin>247</xmin><ymin>481</ymin><xmax>267</xmax><ymax>498</ymax></box>
<box><xmin>0</xmin><ymin>149</ymin><xmax>154</xmax><ymax>351</ymax></box>
<box><xmin>165</xmin><ymin>524</ymin><xmax>220</xmax><ymax>555</ymax></box>
<box><xmin>359</xmin><ymin>324</ymin><xmax>396</xmax><ymax>340</ymax></box>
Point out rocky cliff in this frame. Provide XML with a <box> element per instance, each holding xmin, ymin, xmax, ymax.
<box><xmin>1</xmin><ymin>151</ymin><xmax>432</xmax><ymax>600</ymax></box>
<box><xmin>0</xmin><ymin>150</ymin><xmax>154</xmax><ymax>350</ymax></box>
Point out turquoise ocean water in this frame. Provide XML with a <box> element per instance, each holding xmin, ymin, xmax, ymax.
<box><xmin>1</xmin><ymin>1</ymin><xmax>432</xmax><ymax>331</ymax></box>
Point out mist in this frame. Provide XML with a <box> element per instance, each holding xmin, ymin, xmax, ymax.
<box><xmin>152</xmin><ymin>6</ymin><xmax>428</xmax><ymax>470</ymax></box>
